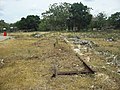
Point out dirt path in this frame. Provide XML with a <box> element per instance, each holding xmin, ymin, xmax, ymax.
<box><xmin>0</xmin><ymin>36</ymin><xmax>11</xmax><ymax>41</ymax></box>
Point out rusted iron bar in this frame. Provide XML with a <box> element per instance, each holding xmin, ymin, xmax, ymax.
<box><xmin>51</xmin><ymin>38</ymin><xmax>95</xmax><ymax>78</ymax></box>
<box><xmin>51</xmin><ymin>70</ymin><xmax>94</xmax><ymax>78</ymax></box>
<box><xmin>57</xmin><ymin>71</ymin><xmax>93</xmax><ymax>75</ymax></box>
<box><xmin>76</xmin><ymin>54</ymin><xmax>95</xmax><ymax>74</ymax></box>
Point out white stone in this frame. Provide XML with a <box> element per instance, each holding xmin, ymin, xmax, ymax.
<box><xmin>0</xmin><ymin>59</ymin><xmax>4</xmax><ymax>65</ymax></box>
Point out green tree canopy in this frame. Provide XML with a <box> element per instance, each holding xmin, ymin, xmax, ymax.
<box><xmin>15</xmin><ymin>15</ymin><xmax>40</xmax><ymax>31</ymax></box>
<box><xmin>68</xmin><ymin>2</ymin><xmax>92</xmax><ymax>31</ymax></box>
<box><xmin>0</xmin><ymin>20</ymin><xmax>9</xmax><ymax>32</ymax></box>
<box><xmin>40</xmin><ymin>2</ymin><xmax>71</xmax><ymax>31</ymax></box>
<box><xmin>90</xmin><ymin>12</ymin><xmax>107</xmax><ymax>30</ymax></box>
<box><xmin>108</xmin><ymin>12</ymin><xmax>120</xmax><ymax>29</ymax></box>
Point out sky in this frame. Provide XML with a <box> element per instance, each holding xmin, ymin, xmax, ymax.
<box><xmin>0</xmin><ymin>0</ymin><xmax>120</xmax><ymax>23</ymax></box>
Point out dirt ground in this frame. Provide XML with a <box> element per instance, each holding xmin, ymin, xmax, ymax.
<box><xmin>0</xmin><ymin>31</ymin><xmax>120</xmax><ymax>90</ymax></box>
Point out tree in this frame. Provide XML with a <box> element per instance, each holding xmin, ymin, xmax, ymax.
<box><xmin>26</xmin><ymin>15</ymin><xmax>40</xmax><ymax>31</ymax></box>
<box><xmin>40</xmin><ymin>2</ymin><xmax>71</xmax><ymax>31</ymax></box>
<box><xmin>0</xmin><ymin>20</ymin><xmax>9</xmax><ymax>32</ymax></box>
<box><xmin>108</xmin><ymin>12</ymin><xmax>120</xmax><ymax>29</ymax></box>
<box><xmin>15</xmin><ymin>15</ymin><xmax>40</xmax><ymax>31</ymax></box>
<box><xmin>97</xmin><ymin>13</ymin><xmax>107</xmax><ymax>30</ymax></box>
<box><xmin>15</xmin><ymin>17</ymin><xmax>27</xmax><ymax>30</ymax></box>
<box><xmin>39</xmin><ymin>19</ymin><xmax>51</xmax><ymax>31</ymax></box>
<box><xmin>90</xmin><ymin>13</ymin><xmax>107</xmax><ymax>30</ymax></box>
<box><xmin>68</xmin><ymin>2</ymin><xmax>92</xmax><ymax>31</ymax></box>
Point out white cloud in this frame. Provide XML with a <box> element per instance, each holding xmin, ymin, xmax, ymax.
<box><xmin>84</xmin><ymin>0</ymin><xmax>94</xmax><ymax>1</ymax></box>
<box><xmin>0</xmin><ymin>0</ymin><xmax>5</xmax><ymax>16</ymax></box>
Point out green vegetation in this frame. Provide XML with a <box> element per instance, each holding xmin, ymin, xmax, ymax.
<box><xmin>0</xmin><ymin>1</ymin><xmax>120</xmax><ymax>90</ymax></box>
<box><xmin>90</xmin><ymin>13</ymin><xmax>107</xmax><ymax>30</ymax></box>
<box><xmin>0</xmin><ymin>20</ymin><xmax>9</xmax><ymax>32</ymax></box>
<box><xmin>15</xmin><ymin>15</ymin><xmax>40</xmax><ymax>31</ymax></box>
<box><xmin>40</xmin><ymin>2</ymin><xmax>71</xmax><ymax>31</ymax></box>
<box><xmin>0</xmin><ymin>2</ymin><xmax>120</xmax><ymax>32</ymax></box>
<box><xmin>108</xmin><ymin>12</ymin><xmax>120</xmax><ymax>29</ymax></box>
<box><xmin>68</xmin><ymin>2</ymin><xmax>92</xmax><ymax>31</ymax></box>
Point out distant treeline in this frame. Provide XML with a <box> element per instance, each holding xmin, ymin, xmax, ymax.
<box><xmin>0</xmin><ymin>2</ymin><xmax>120</xmax><ymax>32</ymax></box>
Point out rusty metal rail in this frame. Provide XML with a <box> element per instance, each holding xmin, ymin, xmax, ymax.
<box><xmin>51</xmin><ymin>54</ymin><xmax>95</xmax><ymax>78</ymax></box>
<box><xmin>76</xmin><ymin>54</ymin><xmax>95</xmax><ymax>74</ymax></box>
<box><xmin>51</xmin><ymin>70</ymin><xmax>94</xmax><ymax>78</ymax></box>
<box><xmin>51</xmin><ymin>37</ymin><xmax>95</xmax><ymax>78</ymax></box>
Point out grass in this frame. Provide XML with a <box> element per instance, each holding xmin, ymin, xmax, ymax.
<box><xmin>0</xmin><ymin>31</ymin><xmax>120</xmax><ymax>90</ymax></box>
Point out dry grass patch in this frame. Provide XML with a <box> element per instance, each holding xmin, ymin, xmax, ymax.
<box><xmin>0</xmin><ymin>32</ymin><xmax>120</xmax><ymax>90</ymax></box>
